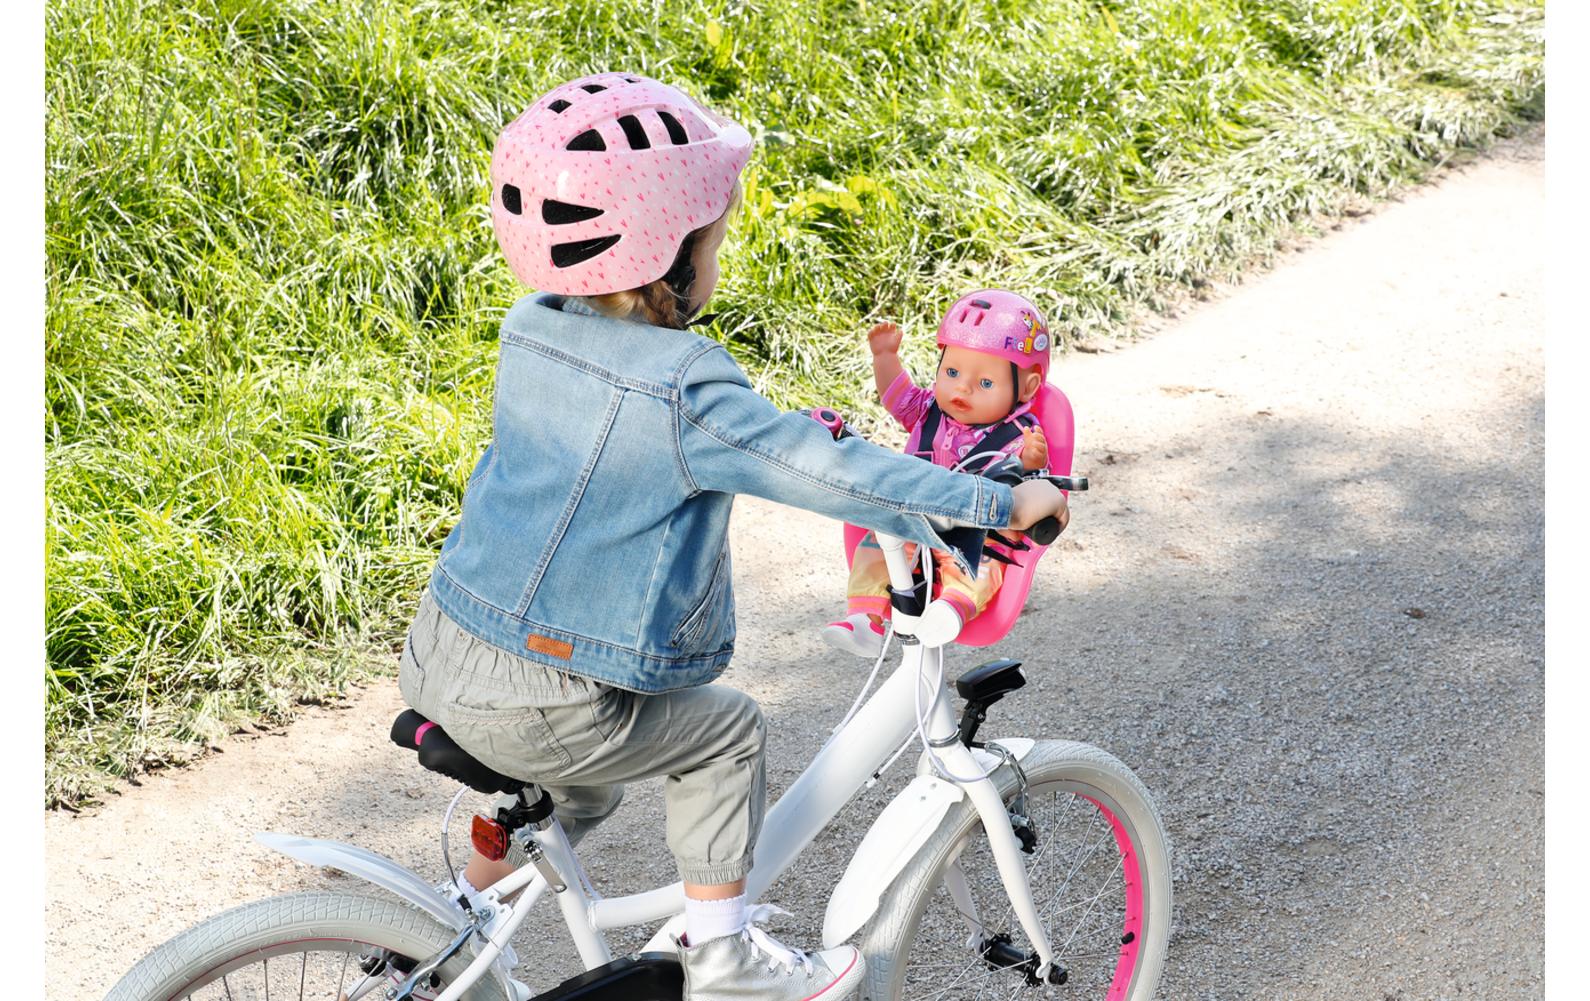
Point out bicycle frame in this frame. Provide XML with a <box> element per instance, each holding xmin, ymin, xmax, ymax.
<box><xmin>303</xmin><ymin>531</ymin><xmax>1061</xmax><ymax>1001</ymax></box>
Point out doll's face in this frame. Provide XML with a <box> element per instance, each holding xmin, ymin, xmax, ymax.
<box><xmin>934</xmin><ymin>345</ymin><xmax>1041</xmax><ymax>424</ymax></box>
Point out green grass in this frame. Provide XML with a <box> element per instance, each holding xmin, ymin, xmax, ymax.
<box><xmin>44</xmin><ymin>0</ymin><xmax>1543</xmax><ymax>806</ymax></box>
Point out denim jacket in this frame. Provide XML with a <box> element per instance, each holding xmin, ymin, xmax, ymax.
<box><xmin>427</xmin><ymin>294</ymin><xmax>1014</xmax><ymax>693</ymax></box>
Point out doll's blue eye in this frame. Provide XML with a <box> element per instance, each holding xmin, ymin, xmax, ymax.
<box><xmin>979</xmin><ymin>378</ymin><xmax>994</xmax><ymax>390</ymax></box>
<box><xmin>945</xmin><ymin>367</ymin><xmax>959</xmax><ymax>378</ymax></box>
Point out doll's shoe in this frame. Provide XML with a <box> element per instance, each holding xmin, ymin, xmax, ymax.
<box><xmin>915</xmin><ymin>598</ymin><xmax>965</xmax><ymax>647</ymax></box>
<box><xmin>822</xmin><ymin>614</ymin><xmax>886</xmax><ymax>658</ymax></box>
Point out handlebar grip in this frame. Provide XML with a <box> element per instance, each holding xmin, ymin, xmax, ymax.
<box><xmin>1027</xmin><ymin>516</ymin><xmax>1061</xmax><ymax>546</ymax></box>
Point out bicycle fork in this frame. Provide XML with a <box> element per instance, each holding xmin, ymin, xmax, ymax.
<box><xmin>871</xmin><ymin>528</ymin><xmax>1062</xmax><ymax>982</ymax></box>
<box><xmin>908</xmin><ymin>643</ymin><xmax>1063</xmax><ymax>984</ymax></box>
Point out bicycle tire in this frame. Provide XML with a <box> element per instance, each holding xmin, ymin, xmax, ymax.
<box><xmin>103</xmin><ymin>891</ymin><xmax>510</xmax><ymax>1001</ymax></box>
<box><xmin>859</xmin><ymin>740</ymin><xmax>1172</xmax><ymax>1000</ymax></box>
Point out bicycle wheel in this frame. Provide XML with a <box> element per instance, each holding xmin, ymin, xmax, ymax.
<box><xmin>104</xmin><ymin>891</ymin><xmax>509</xmax><ymax>1001</ymax></box>
<box><xmin>861</xmin><ymin>740</ymin><xmax>1171</xmax><ymax>1000</ymax></box>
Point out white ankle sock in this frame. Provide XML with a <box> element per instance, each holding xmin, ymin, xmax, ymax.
<box><xmin>684</xmin><ymin>893</ymin><xmax>747</xmax><ymax>945</ymax></box>
<box><xmin>454</xmin><ymin>870</ymin><xmax>479</xmax><ymax>897</ymax></box>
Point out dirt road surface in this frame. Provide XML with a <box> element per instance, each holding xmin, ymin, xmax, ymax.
<box><xmin>47</xmin><ymin>129</ymin><xmax>1544</xmax><ymax>1000</ymax></box>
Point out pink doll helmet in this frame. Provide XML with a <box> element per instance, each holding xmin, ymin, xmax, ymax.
<box><xmin>936</xmin><ymin>289</ymin><xmax>1053</xmax><ymax>381</ymax></box>
<box><xmin>491</xmin><ymin>72</ymin><xmax>753</xmax><ymax>295</ymax></box>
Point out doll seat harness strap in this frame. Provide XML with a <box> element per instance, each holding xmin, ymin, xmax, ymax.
<box><xmin>908</xmin><ymin>403</ymin><xmax>1041</xmax><ymax>476</ymax></box>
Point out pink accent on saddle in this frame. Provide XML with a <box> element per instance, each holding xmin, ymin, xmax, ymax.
<box><xmin>413</xmin><ymin>721</ymin><xmax>437</xmax><ymax>747</ymax></box>
<box><xmin>842</xmin><ymin>382</ymin><xmax>1076</xmax><ymax>647</ymax></box>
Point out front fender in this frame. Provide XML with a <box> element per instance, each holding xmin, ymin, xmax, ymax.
<box><xmin>822</xmin><ymin>775</ymin><xmax>963</xmax><ymax>949</ymax></box>
<box><xmin>822</xmin><ymin>737</ymin><xmax>1038</xmax><ymax>949</ymax></box>
<box><xmin>256</xmin><ymin>832</ymin><xmax>467</xmax><ymax>931</ymax></box>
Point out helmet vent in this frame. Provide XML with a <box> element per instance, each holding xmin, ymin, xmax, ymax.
<box><xmin>542</xmin><ymin>199</ymin><xmax>605</xmax><ymax>225</ymax></box>
<box><xmin>959</xmin><ymin>309</ymin><xmax>969</xmax><ymax>323</ymax></box>
<box><xmin>566</xmin><ymin>129</ymin><xmax>606</xmax><ymax>152</ymax></box>
<box><xmin>547</xmin><ymin>99</ymin><xmax>571</xmax><ymax>113</ymax></box>
<box><xmin>500</xmin><ymin>184</ymin><xmax>523</xmax><ymax>215</ymax></box>
<box><xmin>973</xmin><ymin>312</ymin><xmax>985</xmax><ymax>326</ymax></box>
<box><xmin>969</xmin><ymin>299</ymin><xmax>992</xmax><ymax>309</ymax></box>
<box><xmin>581</xmin><ymin>84</ymin><xmax>607</xmax><ymax>93</ymax></box>
<box><xmin>551</xmin><ymin>235</ymin><xmax>622</xmax><ymax>268</ymax></box>
<box><xmin>617</xmin><ymin>115</ymin><xmax>652</xmax><ymax>150</ymax></box>
<box><xmin>658</xmin><ymin>111</ymin><xmax>689</xmax><ymax>145</ymax></box>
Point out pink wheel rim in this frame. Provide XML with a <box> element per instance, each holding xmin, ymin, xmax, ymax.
<box><xmin>1082</xmin><ymin>793</ymin><xmax>1145</xmax><ymax>999</ymax></box>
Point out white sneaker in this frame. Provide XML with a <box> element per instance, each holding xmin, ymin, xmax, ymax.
<box><xmin>821</xmin><ymin>613</ymin><xmax>886</xmax><ymax>658</ymax></box>
<box><xmin>677</xmin><ymin>905</ymin><xmax>865</xmax><ymax>1000</ymax></box>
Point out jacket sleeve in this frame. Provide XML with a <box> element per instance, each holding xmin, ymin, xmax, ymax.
<box><xmin>674</xmin><ymin>344</ymin><xmax>1012</xmax><ymax>556</ymax></box>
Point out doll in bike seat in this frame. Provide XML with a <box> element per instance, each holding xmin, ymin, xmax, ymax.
<box><xmin>823</xmin><ymin>290</ymin><xmax>1059</xmax><ymax>658</ymax></box>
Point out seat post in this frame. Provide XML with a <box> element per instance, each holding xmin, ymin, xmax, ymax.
<box><xmin>498</xmin><ymin>785</ymin><xmax>556</xmax><ymax>832</ymax></box>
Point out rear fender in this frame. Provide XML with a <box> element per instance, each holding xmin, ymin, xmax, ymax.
<box><xmin>255</xmin><ymin>832</ymin><xmax>468</xmax><ymax>932</ymax></box>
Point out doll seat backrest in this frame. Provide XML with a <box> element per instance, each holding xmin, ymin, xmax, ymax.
<box><xmin>843</xmin><ymin>383</ymin><xmax>1076</xmax><ymax>647</ymax></box>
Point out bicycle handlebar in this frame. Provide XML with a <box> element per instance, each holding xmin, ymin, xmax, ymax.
<box><xmin>800</xmin><ymin>407</ymin><xmax>1087</xmax><ymax>546</ymax></box>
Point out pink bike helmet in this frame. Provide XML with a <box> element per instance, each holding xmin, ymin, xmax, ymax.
<box><xmin>491</xmin><ymin>72</ymin><xmax>753</xmax><ymax>295</ymax></box>
<box><xmin>936</xmin><ymin>289</ymin><xmax>1053</xmax><ymax>381</ymax></box>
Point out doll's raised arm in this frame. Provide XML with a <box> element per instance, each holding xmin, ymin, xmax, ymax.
<box><xmin>867</xmin><ymin>322</ymin><xmax>906</xmax><ymax>401</ymax></box>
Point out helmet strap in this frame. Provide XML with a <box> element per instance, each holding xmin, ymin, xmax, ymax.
<box><xmin>1010</xmin><ymin>362</ymin><xmax>1020</xmax><ymax>413</ymax></box>
<box><xmin>660</xmin><ymin>231</ymin><xmax>700</xmax><ymax>329</ymax></box>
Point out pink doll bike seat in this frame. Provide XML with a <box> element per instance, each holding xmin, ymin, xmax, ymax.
<box><xmin>843</xmin><ymin>383</ymin><xmax>1076</xmax><ymax>647</ymax></box>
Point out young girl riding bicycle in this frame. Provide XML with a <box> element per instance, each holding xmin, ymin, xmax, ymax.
<box><xmin>400</xmin><ymin>72</ymin><xmax>1068</xmax><ymax>1000</ymax></box>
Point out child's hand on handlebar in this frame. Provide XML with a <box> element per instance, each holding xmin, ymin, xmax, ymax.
<box><xmin>1008</xmin><ymin>479</ymin><xmax>1070</xmax><ymax>534</ymax></box>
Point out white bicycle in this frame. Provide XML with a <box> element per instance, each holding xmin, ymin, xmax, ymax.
<box><xmin>107</xmin><ymin>454</ymin><xmax>1171</xmax><ymax>1001</ymax></box>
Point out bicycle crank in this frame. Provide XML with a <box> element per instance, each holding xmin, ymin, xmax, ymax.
<box><xmin>978</xmin><ymin>932</ymin><xmax>1068</xmax><ymax>987</ymax></box>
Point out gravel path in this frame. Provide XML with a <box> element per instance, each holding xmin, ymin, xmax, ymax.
<box><xmin>47</xmin><ymin>129</ymin><xmax>1544</xmax><ymax>1001</ymax></box>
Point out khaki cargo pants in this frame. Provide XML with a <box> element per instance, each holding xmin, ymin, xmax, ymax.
<box><xmin>399</xmin><ymin>591</ymin><xmax>766</xmax><ymax>885</ymax></box>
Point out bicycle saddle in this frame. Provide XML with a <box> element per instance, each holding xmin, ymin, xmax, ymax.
<box><xmin>391</xmin><ymin>709</ymin><xmax>527</xmax><ymax>795</ymax></box>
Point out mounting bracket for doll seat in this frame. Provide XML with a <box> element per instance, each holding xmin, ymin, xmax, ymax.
<box><xmin>843</xmin><ymin>383</ymin><xmax>1076</xmax><ymax>647</ymax></box>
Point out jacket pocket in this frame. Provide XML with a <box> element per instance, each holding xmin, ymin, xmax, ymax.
<box><xmin>671</xmin><ymin>546</ymin><xmax>731</xmax><ymax>652</ymax></box>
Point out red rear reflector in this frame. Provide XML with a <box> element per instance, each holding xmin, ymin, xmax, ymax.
<box><xmin>471</xmin><ymin>815</ymin><xmax>510</xmax><ymax>861</ymax></box>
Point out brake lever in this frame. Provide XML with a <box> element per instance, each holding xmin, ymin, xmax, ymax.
<box><xmin>975</xmin><ymin>458</ymin><xmax>1088</xmax><ymax>546</ymax></box>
